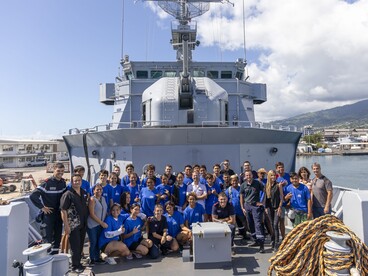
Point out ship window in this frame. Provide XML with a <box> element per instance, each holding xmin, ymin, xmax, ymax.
<box><xmin>164</xmin><ymin>71</ymin><xmax>177</xmax><ymax>77</ymax></box>
<box><xmin>207</xmin><ymin>71</ymin><xmax>219</xmax><ymax>79</ymax></box>
<box><xmin>151</xmin><ymin>70</ymin><xmax>163</xmax><ymax>79</ymax></box>
<box><xmin>136</xmin><ymin>71</ymin><xmax>148</xmax><ymax>79</ymax></box>
<box><xmin>192</xmin><ymin>70</ymin><xmax>205</xmax><ymax>77</ymax></box>
<box><xmin>221</xmin><ymin>71</ymin><xmax>232</xmax><ymax>79</ymax></box>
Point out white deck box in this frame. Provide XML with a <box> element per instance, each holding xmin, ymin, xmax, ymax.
<box><xmin>192</xmin><ymin>222</ymin><xmax>232</xmax><ymax>268</ymax></box>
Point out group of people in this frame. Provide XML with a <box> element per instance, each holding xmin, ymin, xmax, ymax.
<box><xmin>29</xmin><ymin>159</ymin><xmax>333</xmax><ymax>273</ymax></box>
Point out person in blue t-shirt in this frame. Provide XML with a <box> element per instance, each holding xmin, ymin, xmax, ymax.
<box><xmin>92</xmin><ymin>170</ymin><xmax>113</xmax><ymax>212</ymax></box>
<box><xmin>126</xmin><ymin>173</ymin><xmax>140</xmax><ymax>205</ymax></box>
<box><xmin>157</xmin><ymin>174</ymin><xmax>173</xmax><ymax>207</ymax></box>
<box><xmin>171</xmin><ymin>172</ymin><xmax>188</xmax><ymax>212</ymax></box>
<box><xmin>140</xmin><ymin>164</ymin><xmax>162</xmax><ymax>189</ymax></box>
<box><xmin>275</xmin><ymin>161</ymin><xmax>291</xmax><ymax>240</ymax></box>
<box><xmin>120</xmin><ymin>192</ymin><xmax>131</xmax><ymax>215</ymax></box>
<box><xmin>183</xmin><ymin>193</ymin><xmax>206</xmax><ymax>229</ymax></box>
<box><xmin>121</xmin><ymin>163</ymin><xmax>141</xmax><ymax>187</ymax></box>
<box><xmin>110</xmin><ymin>172</ymin><xmax>128</xmax><ymax>204</ymax></box>
<box><xmin>183</xmin><ymin>165</ymin><xmax>193</xmax><ymax>185</ymax></box>
<box><xmin>226</xmin><ymin>175</ymin><xmax>249</xmax><ymax>242</ymax></box>
<box><xmin>205</xmin><ymin>173</ymin><xmax>221</xmax><ymax>220</ymax></box>
<box><xmin>140</xmin><ymin>176</ymin><xmax>159</xmax><ymax>216</ymax></box>
<box><xmin>199</xmin><ymin>165</ymin><xmax>208</xmax><ymax>185</ymax></box>
<box><xmin>284</xmin><ymin>172</ymin><xmax>312</xmax><ymax>227</ymax></box>
<box><xmin>98</xmin><ymin>203</ymin><xmax>130</xmax><ymax>260</ymax></box>
<box><xmin>164</xmin><ymin>201</ymin><xmax>192</xmax><ymax>246</ymax></box>
<box><xmin>123</xmin><ymin>203</ymin><xmax>152</xmax><ymax>259</ymax></box>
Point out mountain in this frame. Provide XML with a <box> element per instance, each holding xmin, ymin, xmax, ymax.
<box><xmin>271</xmin><ymin>99</ymin><xmax>368</xmax><ymax>129</ymax></box>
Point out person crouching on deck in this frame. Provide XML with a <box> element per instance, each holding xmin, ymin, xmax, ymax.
<box><xmin>98</xmin><ymin>203</ymin><xmax>130</xmax><ymax>264</ymax></box>
<box><xmin>123</xmin><ymin>203</ymin><xmax>152</xmax><ymax>259</ymax></box>
<box><xmin>212</xmin><ymin>192</ymin><xmax>236</xmax><ymax>254</ymax></box>
<box><xmin>148</xmin><ymin>204</ymin><xmax>179</xmax><ymax>257</ymax></box>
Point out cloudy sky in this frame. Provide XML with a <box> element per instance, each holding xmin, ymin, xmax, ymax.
<box><xmin>0</xmin><ymin>0</ymin><xmax>367</xmax><ymax>139</ymax></box>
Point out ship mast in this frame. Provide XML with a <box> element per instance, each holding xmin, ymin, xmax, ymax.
<box><xmin>147</xmin><ymin>1</ymin><xmax>224</xmax><ymax>71</ymax></box>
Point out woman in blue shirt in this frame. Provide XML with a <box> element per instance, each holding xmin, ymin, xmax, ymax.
<box><xmin>98</xmin><ymin>203</ymin><xmax>130</xmax><ymax>263</ymax></box>
<box><xmin>123</xmin><ymin>203</ymin><xmax>152</xmax><ymax>258</ymax></box>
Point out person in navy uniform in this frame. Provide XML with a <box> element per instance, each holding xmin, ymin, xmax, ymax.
<box><xmin>240</xmin><ymin>171</ymin><xmax>266</xmax><ymax>253</ymax></box>
<box><xmin>30</xmin><ymin>162</ymin><xmax>67</xmax><ymax>255</ymax></box>
<box><xmin>60</xmin><ymin>174</ymin><xmax>89</xmax><ymax>273</ymax></box>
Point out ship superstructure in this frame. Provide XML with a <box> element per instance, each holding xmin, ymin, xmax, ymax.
<box><xmin>64</xmin><ymin>0</ymin><xmax>301</xmax><ymax>181</ymax></box>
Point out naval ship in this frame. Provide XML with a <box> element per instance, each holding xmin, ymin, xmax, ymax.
<box><xmin>62</xmin><ymin>0</ymin><xmax>301</xmax><ymax>182</ymax></box>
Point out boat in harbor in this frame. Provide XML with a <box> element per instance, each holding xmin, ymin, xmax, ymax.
<box><xmin>63</xmin><ymin>0</ymin><xmax>301</xmax><ymax>183</ymax></box>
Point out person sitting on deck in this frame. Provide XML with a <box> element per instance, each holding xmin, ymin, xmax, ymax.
<box><xmin>98</xmin><ymin>203</ymin><xmax>131</xmax><ymax>265</ymax></box>
<box><xmin>123</xmin><ymin>203</ymin><xmax>152</xmax><ymax>259</ymax></box>
<box><xmin>164</xmin><ymin>201</ymin><xmax>192</xmax><ymax>249</ymax></box>
<box><xmin>148</xmin><ymin>204</ymin><xmax>179</xmax><ymax>257</ymax></box>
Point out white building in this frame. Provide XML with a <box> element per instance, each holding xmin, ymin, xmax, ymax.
<box><xmin>0</xmin><ymin>139</ymin><xmax>65</xmax><ymax>168</ymax></box>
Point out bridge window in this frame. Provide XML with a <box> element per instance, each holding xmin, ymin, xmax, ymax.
<box><xmin>151</xmin><ymin>70</ymin><xmax>163</xmax><ymax>79</ymax></box>
<box><xmin>136</xmin><ymin>71</ymin><xmax>148</xmax><ymax>79</ymax></box>
<box><xmin>221</xmin><ymin>71</ymin><xmax>232</xmax><ymax>79</ymax></box>
<box><xmin>207</xmin><ymin>71</ymin><xmax>219</xmax><ymax>79</ymax></box>
<box><xmin>192</xmin><ymin>70</ymin><xmax>205</xmax><ymax>77</ymax></box>
<box><xmin>164</xmin><ymin>71</ymin><xmax>177</xmax><ymax>77</ymax></box>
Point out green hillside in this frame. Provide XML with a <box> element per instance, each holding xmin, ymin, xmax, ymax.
<box><xmin>271</xmin><ymin>99</ymin><xmax>368</xmax><ymax>129</ymax></box>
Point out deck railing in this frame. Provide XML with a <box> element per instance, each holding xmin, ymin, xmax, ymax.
<box><xmin>68</xmin><ymin>121</ymin><xmax>299</xmax><ymax>135</ymax></box>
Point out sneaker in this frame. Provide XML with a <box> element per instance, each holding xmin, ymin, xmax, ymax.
<box><xmin>133</xmin><ymin>252</ymin><xmax>143</xmax><ymax>259</ymax></box>
<box><xmin>259</xmin><ymin>244</ymin><xmax>265</xmax><ymax>254</ymax></box>
<box><xmin>106</xmin><ymin>257</ymin><xmax>117</xmax><ymax>265</ymax></box>
<box><xmin>72</xmin><ymin>266</ymin><xmax>85</xmax><ymax>273</ymax></box>
<box><xmin>126</xmin><ymin>254</ymin><xmax>133</xmax><ymax>260</ymax></box>
<box><xmin>249</xmin><ymin>241</ymin><xmax>260</xmax><ymax>247</ymax></box>
<box><xmin>88</xmin><ymin>260</ymin><xmax>95</xmax><ymax>267</ymax></box>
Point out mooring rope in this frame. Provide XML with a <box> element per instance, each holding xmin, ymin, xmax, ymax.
<box><xmin>268</xmin><ymin>215</ymin><xmax>368</xmax><ymax>275</ymax></box>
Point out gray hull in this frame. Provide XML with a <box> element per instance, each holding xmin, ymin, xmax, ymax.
<box><xmin>63</xmin><ymin>127</ymin><xmax>301</xmax><ymax>182</ymax></box>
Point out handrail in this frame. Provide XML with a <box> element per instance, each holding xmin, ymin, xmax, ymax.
<box><xmin>68</xmin><ymin>121</ymin><xmax>300</xmax><ymax>134</ymax></box>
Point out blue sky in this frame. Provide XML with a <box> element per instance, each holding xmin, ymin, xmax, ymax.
<box><xmin>1</xmin><ymin>0</ymin><xmax>367</xmax><ymax>139</ymax></box>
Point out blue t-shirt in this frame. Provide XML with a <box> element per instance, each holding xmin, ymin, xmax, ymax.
<box><xmin>176</xmin><ymin>183</ymin><xmax>188</xmax><ymax>208</ymax></box>
<box><xmin>126</xmin><ymin>184</ymin><xmax>140</xmax><ymax>205</ymax></box>
<box><xmin>225</xmin><ymin>186</ymin><xmax>243</xmax><ymax>215</ymax></box>
<box><xmin>156</xmin><ymin>183</ymin><xmax>173</xmax><ymax>206</ymax></box>
<box><xmin>110</xmin><ymin>184</ymin><xmax>128</xmax><ymax>204</ymax></box>
<box><xmin>139</xmin><ymin>187</ymin><xmax>159</xmax><ymax>216</ymax></box>
<box><xmin>183</xmin><ymin>203</ymin><xmax>205</xmax><ymax>229</ymax></box>
<box><xmin>67</xmin><ymin>179</ymin><xmax>91</xmax><ymax>195</ymax></box>
<box><xmin>164</xmin><ymin>210</ymin><xmax>184</xmax><ymax>237</ymax></box>
<box><xmin>99</xmin><ymin>214</ymin><xmax>125</xmax><ymax>249</ymax></box>
<box><xmin>205</xmin><ymin>183</ymin><xmax>222</xmax><ymax>214</ymax></box>
<box><xmin>123</xmin><ymin>216</ymin><xmax>144</xmax><ymax>247</ymax></box>
<box><xmin>278</xmin><ymin>173</ymin><xmax>291</xmax><ymax>206</ymax></box>
<box><xmin>183</xmin><ymin>176</ymin><xmax>193</xmax><ymax>185</ymax></box>
<box><xmin>121</xmin><ymin>174</ymin><xmax>141</xmax><ymax>187</ymax></box>
<box><xmin>286</xmin><ymin>183</ymin><xmax>311</xmax><ymax>213</ymax></box>
<box><xmin>140</xmin><ymin>176</ymin><xmax>161</xmax><ymax>189</ymax></box>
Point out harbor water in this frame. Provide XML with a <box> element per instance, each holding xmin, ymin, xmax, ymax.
<box><xmin>296</xmin><ymin>155</ymin><xmax>368</xmax><ymax>190</ymax></box>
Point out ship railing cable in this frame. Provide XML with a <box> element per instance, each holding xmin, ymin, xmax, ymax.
<box><xmin>268</xmin><ymin>215</ymin><xmax>368</xmax><ymax>275</ymax></box>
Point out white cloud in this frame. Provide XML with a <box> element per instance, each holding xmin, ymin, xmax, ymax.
<box><xmin>148</xmin><ymin>0</ymin><xmax>368</xmax><ymax>122</ymax></box>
